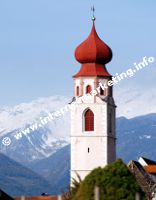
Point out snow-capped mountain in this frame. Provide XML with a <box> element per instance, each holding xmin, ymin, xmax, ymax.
<box><xmin>0</xmin><ymin>96</ymin><xmax>71</xmax><ymax>164</ymax></box>
<box><xmin>0</xmin><ymin>88</ymin><xmax>156</xmax><ymax>164</ymax></box>
<box><xmin>115</xmin><ymin>86</ymin><xmax>156</xmax><ymax>118</ymax></box>
<box><xmin>0</xmin><ymin>96</ymin><xmax>70</xmax><ymax>136</ymax></box>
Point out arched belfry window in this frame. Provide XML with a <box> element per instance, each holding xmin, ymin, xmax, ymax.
<box><xmin>76</xmin><ymin>86</ymin><xmax>79</xmax><ymax>96</ymax></box>
<box><xmin>84</xmin><ymin>109</ymin><xmax>94</xmax><ymax>131</ymax></box>
<box><xmin>86</xmin><ymin>85</ymin><xmax>92</xmax><ymax>94</ymax></box>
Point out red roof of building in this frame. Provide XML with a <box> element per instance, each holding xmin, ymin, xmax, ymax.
<box><xmin>15</xmin><ymin>197</ymin><xmax>57</xmax><ymax>200</ymax></box>
<box><xmin>14</xmin><ymin>197</ymin><xmax>57</xmax><ymax>200</ymax></box>
<box><xmin>75</xmin><ymin>21</ymin><xmax>112</xmax><ymax>65</ymax></box>
<box><xmin>73</xmin><ymin>63</ymin><xmax>111</xmax><ymax>77</ymax></box>
<box><xmin>14</xmin><ymin>195</ymin><xmax>65</xmax><ymax>200</ymax></box>
<box><xmin>144</xmin><ymin>165</ymin><xmax>156</xmax><ymax>173</ymax></box>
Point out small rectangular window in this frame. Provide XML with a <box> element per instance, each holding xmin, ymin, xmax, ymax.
<box><xmin>88</xmin><ymin>148</ymin><xmax>90</xmax><ymax>153</ymax></box>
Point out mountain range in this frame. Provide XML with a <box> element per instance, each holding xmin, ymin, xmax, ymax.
<box><xmin>0</xmin><ymin>94</ymin><xmax>156</xmax><ymax>196</ymax></box>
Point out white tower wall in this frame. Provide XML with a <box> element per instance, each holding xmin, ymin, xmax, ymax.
<box><xmin>70</xmin><ymin>77</ymin><xmax>116</xmax><ymax>183</ymax></box>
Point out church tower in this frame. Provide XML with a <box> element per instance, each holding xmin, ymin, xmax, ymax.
<box><xmin>71</xmin><ymin>15</ymin><xmax>116</xmax><ymax>183</ymax></box>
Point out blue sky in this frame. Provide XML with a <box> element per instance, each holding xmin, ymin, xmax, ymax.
<box><xmin>0</xmin><ymin>0</ymin><xmax>155</xmax><ymax>106</ymax></box>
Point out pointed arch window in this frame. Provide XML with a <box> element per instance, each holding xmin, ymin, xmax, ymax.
<box><xmin>84</xmin><ymin>109</ymin><xmax>94</xmax><ymax>131</ymax></box>
<box><xmin>76</xmin><ymin>86</ymin><xmax>79</xmax><ymax>96</ymax></box>
<box><xmin>86</xmin><ymin>85</ymin><xmax>92</xmax><ymax>94</ymax></box>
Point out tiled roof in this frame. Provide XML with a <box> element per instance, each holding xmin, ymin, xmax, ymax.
<box><xmin>144</xmin><ymin>165</ymin><xmax>156</xmax><ymax>173</ymax></box>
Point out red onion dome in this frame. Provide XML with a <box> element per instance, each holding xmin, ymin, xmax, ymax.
<box><xmin>75</xmin><ymin>22</ymin><xmax>112</xmax><ymax>65</ymax></box>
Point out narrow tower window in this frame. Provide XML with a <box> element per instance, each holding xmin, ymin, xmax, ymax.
<box><xmin>100</xmin><ymin>87</ymin><xmax>104</xmax><ymax>95</ymax></box>
<box><xmin>88</xmin><ymin>148</ymin><xmax>90</xmax><ymax>153</ymax></box>
<box><xmin>86</xmin><ymin>85</ymin><xmax>92</xmax><ymax>94</ymax></box>
<box><xmin>76</xmin><ymin>86</ymin><xmax>79</xmax><ymax>96</ymax></box>
<box><xmin>84</xmin><ymin>109</ymin><xmax>94</xmax><ymax>131</ymax></box>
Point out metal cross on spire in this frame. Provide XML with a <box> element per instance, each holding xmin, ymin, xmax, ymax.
<box><xmin>91</xmin><ymin>6</ymin><xmax>96</xmax><ymax>21</ymax></box>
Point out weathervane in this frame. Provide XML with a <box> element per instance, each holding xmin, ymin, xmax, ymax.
<box><xmin>91</xmin><ymin>6</ymin><xmax>96</xmax><ymax>21</ymax></box>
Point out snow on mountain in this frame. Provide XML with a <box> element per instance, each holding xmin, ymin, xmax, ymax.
<box><xmin>0</xmin><ymin>96</ymin><xmax>70</xmax><ymax>135</ymax></box>
<box><xmin>0</xmin><ymin>96</ymin><xmax>71</xmax><ymax>163</ymax></box>
<box><xmin>114</xmin><ymin>86</ymin><xmax>156</xmax><ymax>119</ymax></box>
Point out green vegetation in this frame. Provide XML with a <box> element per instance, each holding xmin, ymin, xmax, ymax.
<box><xmin>69</xmin><ymin>159</ymin><xmax>145</xmax><ymax>200</ymax></box>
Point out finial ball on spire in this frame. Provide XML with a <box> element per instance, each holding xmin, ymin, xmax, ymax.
<box><xmin>91</xmin><ymin>6</ymin><xmax>96</xmax><ymax>21</ymax></box>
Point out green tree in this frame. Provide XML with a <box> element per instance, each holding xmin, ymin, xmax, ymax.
<box><xmin>72</xmin><ymin>159</ymin><xmax>145</xmax><ymax>200</ymax></box>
